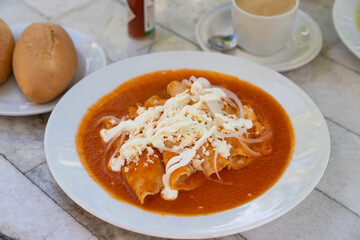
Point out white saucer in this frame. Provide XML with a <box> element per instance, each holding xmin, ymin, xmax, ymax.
<box><xmin>333</xmin><ymin>0</ymin><xmax>360</xmax><ymax>58</ymax></box>
<box><xmin>195</xmin><ymin>3</ymin><xmax>323</xmax><ymax>72</ymax></box>
<box><xmin>0</xmin><ymin>23</ymin><xmax>106</xmax><ymax>116</ymax></box>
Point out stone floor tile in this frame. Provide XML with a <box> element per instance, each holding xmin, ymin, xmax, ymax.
<box><xmin>285</xmin><ymin>55</ymin><xmax>360</xmax><ymax>136</ymax></box>
<box><xmin>25</xmin><ymin>162</ymin><xmax>162</xmax><ymax>240</ymax></box>
<box><xmin>147</xmin><ymin>33</ymin><xmax>200</xmax><ymax>53</ymax></box>
<box><xmin>97</xmin><ymin>16</ymin><xmax>198</xmax><ymax>62</ymax></box>
<box><xmin>316</xmin><ymin>120</ymin><xmax>360</xmax><ymax>215</ymax></box>
<box><xmin>0</xmin><ymin>0</ymin><xmax>46</xmax><ymax>23</ymax></box>
<box><xmin>54</xmin><ymin>0</ymin><xmax>154</xmax><ymax>62</ymax></box>
<box><xmin>300</xmin><ymin>0</ymin><xmax>339</xmax><ymax>50</ymax></box>
<box><xmin>0</xmin><ymin>156</ymin><xmax>97</xmax><ymax>240</ymax></box>
<box><xmin>0</xmin><ymin>115</ymin><xmax>46</xmax><ymax>172</ymax></box>
<box><xmin>314</xmin><ymin>0</ymin><xmax>335</xmax><ymax>9</ymax></box>
<box><xmin>322</xmin><ymin>41</ymin><xmax>360</xmax><ymax>74</ymax></box>
<box><xmin>210</xmin><ymin>235</ymin><xmax>245</xmax><ymax>240</ymax></box>
<box><xmin>52</xmin><ymin>0</ymin><xmax>115</xmax><ymax>42</ymax></box>
<box><xmin>156</xmin><ymin>0</ymin><xmax>228</xmax><ymax>43</ymax></box>
<box><xmin>21</xmin><ymin>0</ymin><xmax>93</xmax><ymax>19</ymax></box>
<box><xmin>54</xmin><ymin>0</ymin><xmax>199</xmax><ymax>63</ymax></box>
<box><xmin>25</xmin><ymin>162</ymin><xmax>244</xmax><ymax>240</ymax></box>
<box><xmin>242</xmin><ymin>190</ymin><xmax>360</xmax><ymax>240</ymax></box>
<box><xmin>299</xmin><ymin>0</ymin><xmax>360</xmax><ymax>74</ymax></box>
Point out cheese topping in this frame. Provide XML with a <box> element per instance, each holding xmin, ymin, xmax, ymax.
<box><xmin>100</xmin><ymin>77</ymin><xmax>253</xmax><ymax>200</ymax></box>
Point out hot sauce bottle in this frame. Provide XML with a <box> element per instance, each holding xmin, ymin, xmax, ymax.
<box><xmin>127</xmin><ymin>0</ymin><xmax>155</xmax><ymax>39</ymax></box>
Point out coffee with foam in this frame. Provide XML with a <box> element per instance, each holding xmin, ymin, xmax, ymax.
<box><xmin>236</xmin><ymin>0</ymin><xmax>296</xmax><ymax>16</ymax></box>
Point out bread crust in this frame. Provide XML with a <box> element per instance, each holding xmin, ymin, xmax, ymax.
<box><xmin>13</xmin><ymin>23</ymin><xmax>78</xmax><ymax>104</ymax></box>
<box><xmin>0</xmin><ymin>19</ymin><xmax>15</xmax><ymax>85</ymax></box>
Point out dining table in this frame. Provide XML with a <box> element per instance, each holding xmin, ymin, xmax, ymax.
<box><xmin>1</xmin><ymin>0</ymin><xmax>360</xmax><ymax>239</ymax></box>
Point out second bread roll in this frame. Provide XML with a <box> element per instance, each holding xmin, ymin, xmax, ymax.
<box><xmin>13</xmin><ymin>23</ymin><xmax>78</xmax><ymax>104</ymax></box>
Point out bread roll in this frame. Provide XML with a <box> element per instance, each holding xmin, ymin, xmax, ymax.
<box><xmin>13</xmin><ymin>23</ymin><xmax>78</xmax><ymax>104</ymax></box>
<box><xmin>0</xmin><ymin>19</ymin><xmax>15</xmax><ymax>85</ymax></box>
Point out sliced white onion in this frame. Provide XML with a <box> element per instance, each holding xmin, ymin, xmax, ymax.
<box><xmin>238</xmin><ymin>141</ymin><xmax>261</xmax><ymax>156</ymax></box>
<box><xmin>213</xmin><ymin>148</ymin><xmax>222</xmax><ymax>180</ymax></box>
<box><xmin>224</xmin><ymin>96</ymin><xmax>237</xmax><ymax>109</ymax></box>
<box><xmin>96</xmin><ymin>115</ymin><xmax>122</xmax><ymax>126</ymax></box>
<box><xmin>198</xmin><ymin>164</ymin><xmax>207</xmax><ymax>176</ymax></box>
<box><xmin>118</xmin><ymin>132</ymin><xmax>126</xmax><ymax>147</ymax></box>
<box><xmin>104</xmin><ymin>131</ymin><xmax>125</xmax><ymax>161</ymax></box>
<box><xmin>207</xmin><ymin>176</ymin><xmax>232</xmax><ymax>185</ymax></box>
<box><xmin>206</xmin><ymin>101</ymin><xmax>223</xmax><ymax>115</ymax></box>
<box><xmin>196</xmin><ymin>77</ymin><xmax>211</xmax><ymax>88</ymax></box>
<box><xmin>108</xmin><ymin>132</ymin><xmax>126</xmax><ymax>159</ymax></box>
<box><xmin>189</xmin><ymin>76</ymin><xmax>197</xmax><ymax>83</ymax></box>
<box><xmin>182</xmin><ymin>79</ymin><xmax>192</xmax><ymax>87</ymax></box>
<box><xmin>236</xmin><ymin>131</ymin><xmax>272</xmax><ymax>143</ymax></box>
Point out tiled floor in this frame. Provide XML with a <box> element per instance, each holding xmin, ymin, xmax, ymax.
<box><xmin>1</xmin><ymin>0</ymin><xmax>360</xmax><ymax>239</ymax></box>
<box><xmin>0</xmin><ymin>156</ymin><xmax>96</xmax><ymax>240</ymax></box>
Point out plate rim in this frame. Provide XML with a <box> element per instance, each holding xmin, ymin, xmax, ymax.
<box><xmin>0</xmin><ymin>22</ymin><xmax>107</xmax><ymax>116</ymax></box>
<box><xmin>44</xmin><ymin>51</ymin><xmax>331</xmax><ymax>239</ymax></box>
<box><xmin>195</xmin><ymin>2</ymin><xmax>323</xmax><ymax>72</ymax></box>
<box><xmin>332</xmin><ymin>0</ymin><xmax>360</xmax><ymax>59</ymax></box>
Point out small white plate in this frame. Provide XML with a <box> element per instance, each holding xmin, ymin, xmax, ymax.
<box><xmin>0</xmin><ymin>23</ymin><xmax>106</xmax><ymax>116</ymax></box>
<box><xmin>45</xmin><ymin>51</ymin><xmax>330</xmax><ymax>239</ymax></box>
<box><xmin>333</xmin><ymin>0</ymin><xmax>360</xmax><ymax>58</ymax></box>
<box><xmin>195</xmin><ymin>3</ymin><xmax>323</xmax><ymax>72</ymax></box>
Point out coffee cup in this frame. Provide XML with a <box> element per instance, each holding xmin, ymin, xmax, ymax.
<box><xmin>232</xmin><ymin>0</ymin><xmax>299</xmax><ymax>56</ymax></box>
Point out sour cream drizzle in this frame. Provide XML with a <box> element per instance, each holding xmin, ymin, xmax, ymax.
<box><xmin>100</xmin><ymin>77</ymin><xmax>253</xmax><ymax>200</ymax></box>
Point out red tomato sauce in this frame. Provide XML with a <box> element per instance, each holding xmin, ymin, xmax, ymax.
<box><xmin>76</xmin><ymin>69</ymin><xmax>294</xmax><ymax>215</ymax></box>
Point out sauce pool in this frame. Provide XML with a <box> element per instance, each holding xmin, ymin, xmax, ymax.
<box><xmin>76</xmin><ymin>69</ymin><xmax>294</xmax><ymax>216</ymax></box>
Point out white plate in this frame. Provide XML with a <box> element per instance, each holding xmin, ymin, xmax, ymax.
<box><xmin>0</xmin><ymin>23</ymin><xmax>106</xmax><ymax>116</ymax></box>
<box><xmin>44</xmin><ymin>51</ymin><xmax>330</xmax><ymax>239</ymax></box>
<box><xmin>333</xmin><ymin>0</ymin><xmax>360</xmax><ymax>58</ymax></box>
<box><xmin>195</xmin><ymin>3</ymin><xmax>323</xmax><ymax>72</ymax></box>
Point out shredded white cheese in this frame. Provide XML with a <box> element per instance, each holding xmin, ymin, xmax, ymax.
<box><xmin>100</xmin><ymin>77</ymin><xmax>253</xmax><ymax>200</ymax></box>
